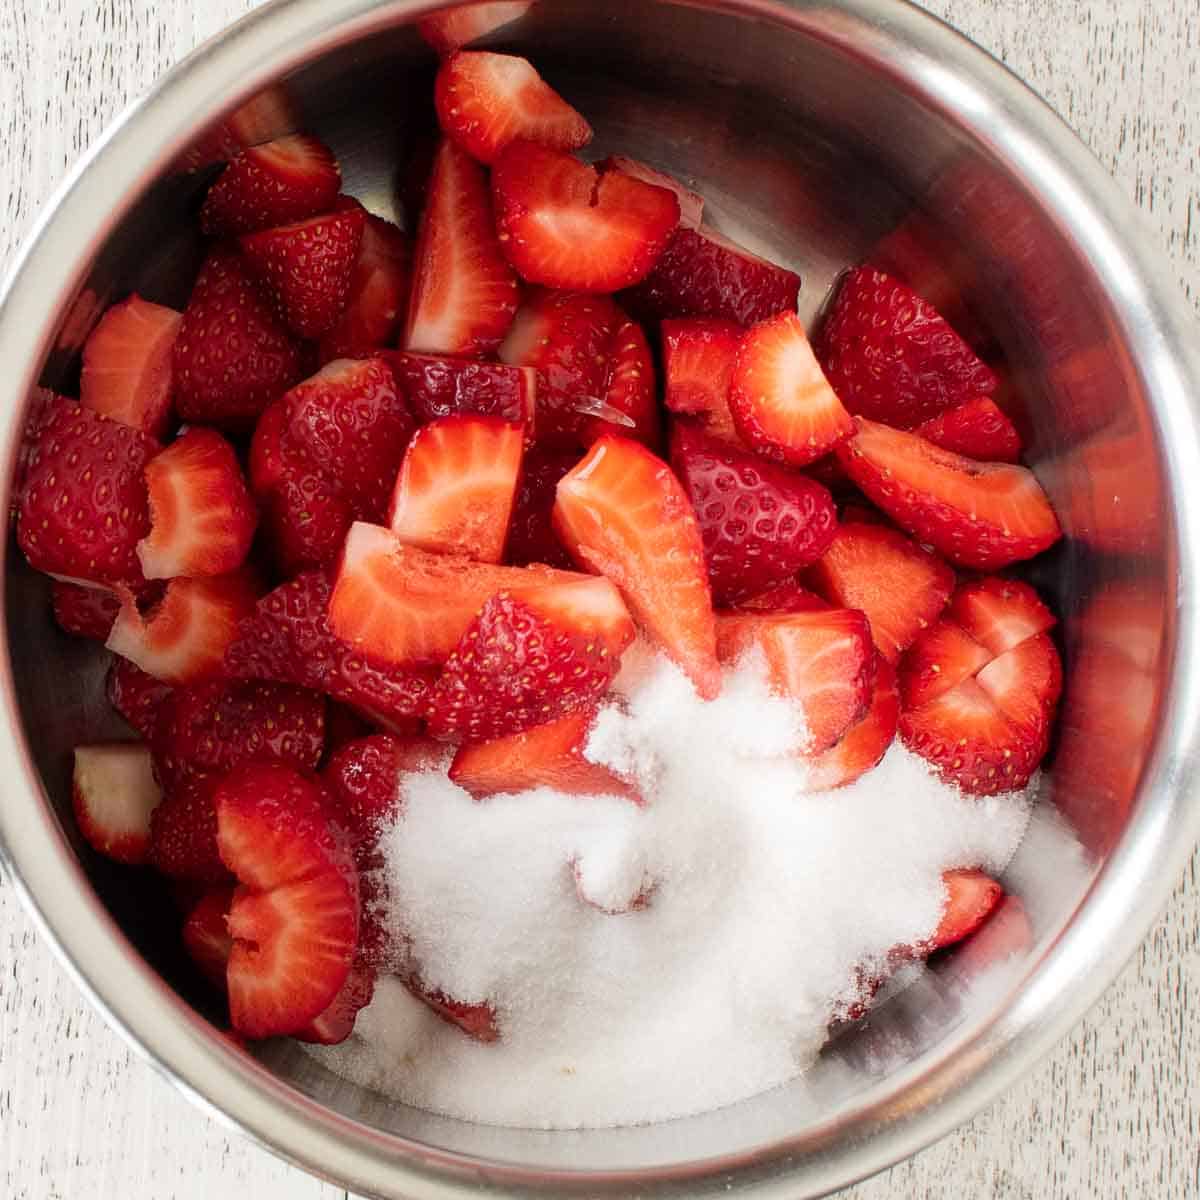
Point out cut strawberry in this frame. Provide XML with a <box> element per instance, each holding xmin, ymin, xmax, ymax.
<box><xmin>594</xmin><ymin>318</ymin><xmax>659</xmax><ymax>448</ymax></box>
<box><xmin>715</xmin><ymin>609</ymin><xmax>875</xmax><ymax>753</ymax></box>
<box><xmin>294</xmin><ymin>963</ymin><xmax>377</xmax><ymax>1046</ymax></box>
<box><xmin>492</xmin><ymin>141</ymin><xmax>680</xmax><ymax>292</ymax></box>
<box><xmin>621</xmin><ymin>224</ymin><xmax>800</xmax><ymax>327</ymax></box>
<box><xmin>72</xmin><ymin>744</ymin><xmax>162</xmax><ymax>865</ymax></box>
<box><xmin>897</xmin><ymin>618</ymin><xmax>993</xmax><ymax>711</ymax></box>
<box><xmin>79</xmin><ymin>295</ymin><xmax>181</xmax><ymax>439</ymax></box>
<box><xmin>51</xmin><ymin>581</ymin><xmax>121</xmax><ymax>641</ymax></box>
<box><xmin>554</xmin><ymin>436</ymin><xmax>721</xmax><ymax>699</ymax></box>
<box><xmin>506</xmin><ymin>445</ymin><xmax>580</xmax><ymax>568</ymax></box>
<box><xmin>435</xmin><ymin>51</ymin><xmax>591</xmax><ymax>165</ymax></box>
<box><xmin>926</xmin><ymin>869</ymin><xmax>1004</xmax><ymax>952</ymax></box>
<box><xmin>816</xmin><ymin>266</ymin><xmax>998</xmax><ymax>427</ymax></box>
<box><xmin>247</xmin><ymin>397</ymin><xmax>289</xmax><ymax>497</ymax></box>
<box><xmin>947</xmin><ymin>576</ymin><xmax>1057</xmax><ymax>657</ymax></box>
<box><xmin>805</xmin><ymin>523</ymin><xmax>953</xmax><ymax>663</ymax></box>
<box><xmin>405</xmin><ymin>978</ymin><xmax>499</xmax><ymax>1043</ymax></box>
<box><xmin>200</xmin><ymin>134</ymin><xmax>341</xmax><ymax>238</ymax></box>
<box><xmin>13</xmin><ymin>388</ymin><xmax>67</xmax><ymax>526</ymax></box>
<box><xmin>404</xmin><ymin>138</ymin><xmax>520</xmax><ymax>356</ymax></box>
<box><xmin>418</xmin><ymin>2</ymin><xmax>536</xmax><ymax>55</ymax></box>
<box><xmin>387</xmin><ymin>352</ymin><xmax>536</xmax><ymax>429</ymax></box>
<box><xmin>598</xmin><ymin>157</ymin><xmax>704</xmax><ymax>230</ymax></box>
<box><xmin>913</xmin><ymin>396</ymin><xmax>1021</xmax><ymax>463</ymax></box>
<box><xmin>803</xmin><ymin>658</ymin><xmax>899</xmax><ymax>790</ymax></box>
<box><xmin>729</xmin><ymin>311</ymin><xmax>854</xmax><ymax>467</ymax></box>
<box><xmin>836</xmin><ymin>418</ymin><xmax>1061</xmax><ymax>569</ymax></box>
<box><xmin>671</xmin><ymin>422</ymin><xmax>837</xmax><ymax>605</ymax></box>
<box><xmin>662</xmin><ymin>318</ymin><xmax>743</xmax><ymax>446</ymax></box>
<box><xmin>179</xmin><ymin>86</ymin><xmax>299</xmax><ymax>171</ymax></box>
<box><xmin>976</xmin><ymin>633</ymin><xmax>1063</xmax><ymax>738</ymax></box>
<box><xmin>173</xmin><ymin>246</ymin><xmax>304</xmax><ymax>431</ymax></box>
<box><xmin>240</xmin><ymin>206</ymin><xmax>366</xmax><ymax>339</ymax></box>
<box><xmin>387</xmin><ymin>415</ymin><xmax>524</xmax><ymax>562</ymax></box>
<box><xmin>148</xmin><ymin>775</ymin><xmax>231</xmax><ymax>885</ymax></box>
<box><xmin>182</xmin><ymin>887</ymin><xmax>235</xmax><ymax>991</ymax></box>
<box><xmin>106</xmin><ymin>656</ymin><xmax>173</xmax><ymax>740</ymax></box>
<box><xmin>138</xmin><ymin>429</ymin><xmax>258</xmax><ymax>579</ymax></box>
<box><xmin>733</xmin><ymin>581</ymin><xmax>830</xmax><ymax>614</ymax></box>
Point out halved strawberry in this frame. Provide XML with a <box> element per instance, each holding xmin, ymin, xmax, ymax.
<box><xmin>897</xmin><ymin>618</ymin><xmax>993</xmax><ymax>711</ymax></box>
<box><xmin>200</xmin><ymin>134</ymin><xmax>341</xmax><ymax>238</ymax></box>
<box><xmin>492</xmin><ymin>141</ymin><xmax>680</xmax><ymax>292</ymax></box>
<box><xmin>418</xmin><ymin>1</ymin><xmax>536</xmax><ymax>55</ymax></box>
<box><xmin>404</xmin><ymin>977</ymin><xmax>499</xmax><ymax>1042</ymax></box>
<box><xmin>294</xmin><ymin>963</ymin><xmax>377</xmax><ymax>1046</ymax></box>
<box><xmin>816</xmin><ymin>266</ymin><xmax>998</xmax><ymax>427</ymax></box>
<box><xmin>240</xmin><ymin>206</ymin><xmax>366</xmax><ymax>339</ymax></box>
<box><xmin>505</xmin><ymin>445</ymin><xmax>580</xmax><ymax>568</ymax></box>
<box><xmin>149</xmin><ymin>775</ymin><xmax>231</xmax><ymax>885</ymax></box>
<box><xmin>106</xmin><ymin>656</ymin><xmax>173</xmax><ymax>740</ymax></box>
<box><xmin>387</xmin><ymin>352</ymin><xmax>536</xmax><ymax>429</ymax></box>
<box><xmin>554</xmin><ymin>436</ymin><xmax>721</xmax><ymax>699</ymax></box>
<box><xmin>72</xmin><ymin>743</ymin><xmax>162</xmax><ymax>865</ymax></box>
<box><xmin>729</xmin><ymin>311</ymin><xmax>854</xmax><ymax>467</ymax></box>
<box><xmin>913</xmin><ymin>396</ymin><xmax>1022</xmax><ymax>463</ymax></box>
<box><xmin>947</xmin><ymin>576</ymin><xmax>1057</xmax><ymax>656</ymax></box>
<box><xmin>138</xmin><ymin>429</ymin><xmax>258</xmax><ymax>579</ymax></box>
<box><xmin>404</xmin><ymin>138</ymin><xmax>520</xmax><ymax>356</ymax></box>
<box><xmin>715</xmin><ymin>609</ymin><xmax>875</xmax><ymax>752</ymax></box>
<box><xmin>79</xmin><ymin>295</ymin><xmax>181</xmax><ymax>439</ymax></box>
<box><xmin>805</xmin><ymin>523</ymin><xmax>954</xmax><ymax>663</ymax></box>
<box><xmin>182</xmin><ymin>887</ymin><xmax>235</xmax><ymax>990</ymax></box>
<box><xmin>387</xmin><ymin>415</ymin><xmax>524</xmax><ymax>562</ymax></box>
<box><xmin>435</xmin><ymin>51</ymin><xmax>591</xmax><ymax>165</ymax></box>
<box><xmin>836</xmin><ymin>418</ymin><xmax>1061</xmax><ymax>569</ymax></box>
<box><xmin>803</xmin><ymin>658</ymin><xmax>899</xmax><ymax>790</ymax></box>
<box><xmin>662</xmin><ymin>318</ymin><xmax>743</xmax><ymax>446</ymax></box>
<box><xmin>51</xmin><ymin>581</ymin><xmax>121</xmax><ymax>641</ymax></box>
<box><xmin>926</xmin><ymin>869</ymin><xmax>1004</xmax><ymax>952</ymax></box>
<box><xmin>598</xmin><ymin>157</ymin><xmax>704</xmax><ymax>229</ymax></box>
<box><xmin>733</xmin><ymin>581</ymin><xmax>830</xmax><ymax>614</ymax></box>
<box><xmin>671</xmin><ymin>422</ymin><xmax>838</xmax><ymax>605</ymax></box>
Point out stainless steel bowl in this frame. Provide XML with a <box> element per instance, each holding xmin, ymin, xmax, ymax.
<box><xmin>2</xmin><ymin>1</ymin><xmax>1199</xmax><ymax>1196</ymax></box>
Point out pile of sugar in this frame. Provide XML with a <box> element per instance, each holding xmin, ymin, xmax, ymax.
<box><xmin>309</xmin><ymin>649</ymin><xmax>1033</xmax><ymax>1129</ymax></box>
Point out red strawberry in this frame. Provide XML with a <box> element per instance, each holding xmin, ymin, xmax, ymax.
<box><xmin>897</xmin><ymin>618</ymin><xmax>994</xmax><ymax>711</ymax></box>
<box><xmin>182</xmin><ymin>887</ymin><xmax>235</xmax><ymax>990</ymax></box>
<box><xmin>435</xmin><ymin>51</ymin><xmax>591</xmax><ymax>165</ymax></box>
<box><xmin>173</xmin><ymin>247</ymin><xmax>304</xmax><ymax>430</ymax></box>
<box><xmin>106</xmin><ymin>656</ymin><xmax>174</xmax><ymax>740</ymax></box>
<box><xmin>261</xmin><ymin>465</ymin><xmax>355</xmax><ymax>575</ymax></box>
<box><xmin>926</xmin><ymin>869</ymin><xmax>1004</xmax><ymax>952</ymax></box>
<box><xmin>733</xmin><ymin>581</ymin><xmax>830</xmax><ymax>614</ymax></box>
<box><xmin>492</xmin><ymin>141</ymin><xmax>680</xmax><ymax>292</ymax></box>
<box><xmin>418</xmin><ymin>1</ymin><xmax>535</xmax><ymax>55</ymax></box>
<box><xmin>148</xmin><ymin>775</ymin><xmax>231</xmax><ymax>885</ymax></box>
<box><xmin>715</xmin><ymin>609</ymin><xmax>875</xmax><ymax>753</ymax></box>
<box><xmin>387</xmin><ymin>415</ymin><xmax>524</xmax><ymax>562</ymax></box>
<box><xmin>247</xmin><ymin>397</ymin><xmax>288</xmax><ymax>496</ymax></box>
<box><xmin>554</xmin><ymin>437</ymin><xmax>720</xmax><ymax>698</ymax></box>
<box><xmin>506</xmin><ymin>445</ymin><xmax>580</xmax><ymax>568</ymax></box>
<box><xmin>13</xmin><ymin>388</ymin><xmax>67</xmax><ymax>525</ymax></box>
<box><xmin>215</xmin><ymin>763</ymin><xmax>359</xmax><ymax>1038</ymax></box>
<box><xmin>405</xmin><ymin>978</ymin><xmax>499</xmax><ymax>1042</ymax></box>
<box><xmin>947</xmin><ymin>576</ymin><xmax>1056</xmax><ymax>656</ymax></box>
<box><xmin>816</xmin><ymin>266</ymin><xmax>998</xmax><ymax>427</ymax></box>
<box><xmin>404</xmin><ymin>138</ymin><xmax>520</xmax><ymax>356</ymax></box>
<box><xmin>295</xmin><ymin>963</ymin><xmax>377</xmax><ymax>1046</ymax></box>
<box><xmin>836</xmin><ymin>418</ymin><xmax>1061</xmax><ymax>569</ymax></box>
<box><xmin>17</xmin><ymin>401</ymin><xmax>157</xmax><ymax>589</ymax></box>
<box><xmin>621</xmin><ymin>225</ymin><xmax>800</xmax><ymax>327</ymax></box>
<box><xmin>178</xmin><ymin>86</ymin><xmax>299</xmax><ymax>171</ymax></box>
<box><xmin>51</xmin><ymin>581</ymin><xmax>121</xmax><ymax>641</ymax></box>
<box><xmin>913</xmin><ymin>396</ymin><xmax>1022</xmax><ymax>463</ymax></box>
<box><xmin>200</xmin><ymin>134</ymin><xmax>341</xmax><ymax>238</ymax></box>
<box><xmin>71</xmin><ymin>743</ymin><xmax>163</xmax><ymax>865</ymax></box>
<box><xmin>670</xmin><ymin>422</ymin><xmax>837</xmax><ymax>605</ymax></box>
<box><xmin>729</xmin><ymin>311</ymin><xmax>854</xmax><ymax>467</ymax></box>
<box><xmin>803</xmin><ymin>658</ymin><xmax>899</xmax><ymax>790</ymax></box>
<box><xmin>661</xmin><ymin>318</ymin><xmax>743</xmax><ymax>446</ymax></box>
<box><xmin>138</xmin><ymin>429</ymin><xmax>258</xmax><ymax>579</ymax></box>
<box><xmin>805</xmin><ymin>523</ymin><xmax>954</xmax><ymax>663</ymax></box>
<box><xmin>240</xmin><ymin>206</ymin><xmax>366</xmax><ymax>339</ymax></box>
<box><xmin>595</xmin><ymin>318</ymin><xmax>659</xmax><ymax>448</ymax></box>
<box><xmin>598</xmin><ymin>156</ymin><xmax>704</xmax><ymax>229</ymax></box>
<box><xmin>386</xmin><ymin>352</ymin><xmax>536</xmax><ymax>429</ymax></box>
<box><xmin>79</xmin><ymin>295</ymin><xmax>181</xmax><ymax>439</ymax></box>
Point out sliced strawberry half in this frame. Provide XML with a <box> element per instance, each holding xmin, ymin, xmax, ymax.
<box><xmin>836</xmin><ymin>417</ymin><xmax>1061</xmax><ymax>569</ymax></box>
<box><xmin>72</xmin><ymin>743</ymin><xmax>163</xmax><ymax>865</ymax></box>
<box><xmin>435</xmin><ymin>51</ymin><xmax>591</xmax><ymax>165</ymax></box>
<box><xmin>387</xmin><ymin>415</ymin><xmax>524</xmax><ymax>562</ymax></box>
<box><xmin>51</xmin><ymin>581</ymin><xmax>121</xmax><ymax>641</ymax></box>
<box><xmin>506</xmin><ymin>445</ymin><xmax>581</xmax><ymax>568</ymax></box>
<box><xmin>492</xmin><ymin>141</ymin><xmax>680</xmax><ymax>292</ymax></box>
<box><xmin>79</xmin><ymin>295</ymin><xmax>181</xmax><ymax>439</ymax></box>
<box><xmin>182</xmin><ymin>887</ymin><xmax>235</xmax><ymax>991</ymax></box>
<box><xmin>106</xmin><ymin>656</ymin><xmax>173</xmax><ymax>740</ymax></box>
<box><xmin>404</xmin><ymin>977</ymin><xmax>499</xmax><ymax>1043</ymax></box>
<box><xmin>897</xmin><ymin>618</ymin><xmax>993</xmax><ymax>711</ymax></box>
<box><xmin>925</xmin><ymin>869</ymin><xmax>1004</xmax><ymax>952</ymax></box>
<box><xmin>149</xmin><ymin>775</ymin><xmax>231</xmax><ymax>885</ymax></box>
<box><xmin>598</xmin><ymin>156</ymin><xmax>704</xmax><ymax>229</ymax></box>
<box><xmin>294</xmin><ymin>963</ymin><xmax>377</xmax><ymax>1046</ymax></box>
<box><xmin>947</xmin><ymin>576</ymin><xmax>1057</xmax><ymax>656</ymax></box>
<box><xmin>387</xmin><ymin>352</ymin><xmax>536</xmax><ymax>429</ymax></box>
<box><xmin>803</xmin><ymin>657</ymin><xmax>899</xmax><ymax>790</ymax></box>
<box><xmin>662</xmin><ymin>318</ymin><xmax>743</xmax><ymax>446</ymax></box>
<box><xmin>418</xmin><ymin>2</ymin><xmax>536</xmax><ymax>55</ymax></box>
<box><xmin>913</xmin><ymin>396</ymin><xmax>1021</xmax><ymax>463</ymax></box>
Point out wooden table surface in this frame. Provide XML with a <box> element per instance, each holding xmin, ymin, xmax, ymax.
<box><xmin>1</xmin><ymin>2</ymin><xmax>1198</xmax><ymax>1197</ymax></box>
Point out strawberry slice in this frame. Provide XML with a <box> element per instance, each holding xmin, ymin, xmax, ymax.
<box><xmin>294</xmin><ymin>963</ymin><xmax>377</xmax><ymax>1046</ymax></box>
<box><xmin>926</xmin><ymin>869</ymin><xmax>1004</xmax><ymax>952</ymax></box>
<box><xmin>662</xmin><ymin>318</ymin><xmax>743</xmax><ymax>446</ymax></box>
<box><xmin>913</xmin><ymin>396</ymin><xmax>1021</xmax><ymax>463</ymax></box>
<box><xmin>215</xmin><ymin>763</ymin><xmax>359</xmax><ymax>1039</ymax></box>
<box><xmin>492</xmin><ymin>141</ymin><xmax>680</xmax><ymax>292</ymax></box>
<box><xmin>51</xmin><ymin>581</ymin><xmax>121</xmax><ymax>641</ymax></box>
<box><xmin>173</xmin><ymin>246</ymin><xmax>304</xmax><ymax>431</ymax></box>
<box><xmin>897</xmin><ymin>618</ymin><xmax>993</xmax><ymax>711</ymax></box>
<box><xmin>149</xmin><ymin>775</ymin><xmax>231</xmax><ymax>885</ymax></box>
<box><xmin>435</xmin><ymin>51</ymin><xmax>592</xmax><ymax>165</ymax></box>
<box><xmin>418</xmin><ymin>1</ymin><xmax>536</xmax><ymax>55</ymax></box>
<box><xmin>404</xmin><ymin>138</ymin><xmax>520</xmax><ymax>356</ymax></box>
<box><xmin>975</xmin><ymin>633</ymin><xmax>1063</xmax><ymax>737</ymax></box>
<box><xmin>386</xmin><ymin>352</ymin><xmax>536</xmax><ymax>428</ymax></box>
<box><xmin>729</xmin><ymin>311</ymin><xmax>854</xmax><ymax>467</ymax></box>
<box><xmin>803</xmin><ymin>658</ymin><xmax>899</xmax><ymax>790</ymax></box>
<box><xmin>715</xmin><ymin>609</ymin><xmax>875</xmax><ymax>753</ymax></box>
<box><xmin>947</xmin><ymin>576</ymin><xmax>1057</xmax><ymax>656</ymax></box>
<box><xmin>836</xmin><ymin>418</ymin><xmax>1061</xmax><ymax>569</ymax></box>
<box><xmin>671</xmin><ymin>422</ymin><xmax>837</xmax><ymax>605</ymax></box>
<box><xmin>595</xmin><ymin>318</ymin><xmax>659</xmax><ymax>449</ymax></box>
<box><xmin>79</xmin><ymin>295</ymin><xmax>181</xmax><ymax>439</ymax></box>
<box><xmin>387</xmin><ymin>415</ymin><xmax>524</xmax><ymax>562</ymax></box>
<box><xmin>240</xmin><ymin>206</ymin><xmax>367</xmax><ymax>339</ymax></box>
<box><xmin>404</xmin><ymin>978</ymin><xmax>499</xmax><ymax>1042</ymax></box>
<box><xmin>805</xmin><ymin>523</ymin><xmax>954</xmax><ymax>663</ymax></box>
<box><xmin>182</xmin><ymin>887</ymin><xmax>235</xmax><ymax>990</ymax></box>
<box><xmin>598</xmin><ymin>157</ymin><xmax>704</xmax><ymax>230</ymax></box>
<box><xmin>816</xmin><ymin>266</ymin><xmax>998</xmax><ymax>427</ymax></box>
<box><xmin>72</xmin><ymin>743</ymin><xmax>163</xmax><ymax>865</ymax></box>
<box><xmin>138</xmin><ymin>429</ymin><xmax>258</xmax><ymax>579</ymax></box>
<box><xmin>200</xmin><ymin>134</ymin><xmax>341</xmax><ymax>238</ymax></box>
<box><xmin>733</xmin><ymin>581</ymin><xmax>830</xmax><ymax>614</ymax></box>
<box><xmin>554</xmin><ymin>436</ymin><xmax>721</xmax><ymax>699</ymax></box>
<box><xmin>506</xmin><ymin>445</ymin><xmax>580</xmax><ymax>568</ymax></box>
<box><xmin>106</xmin><ymin>657</ymin><xmax>173</xmax><ymax>740</ymax></box>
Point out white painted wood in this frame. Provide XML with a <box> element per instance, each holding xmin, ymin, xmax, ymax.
<box><xmin>0</xmin><ymin>1</ymin><xmax>1196</xmax><ymax>1197</ymax></box>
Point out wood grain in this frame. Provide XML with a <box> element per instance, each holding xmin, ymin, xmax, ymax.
<box><xmin>0</xmin><ymin>1</ymin><xmax>1197</xmax><ymax>1198</ymax></box>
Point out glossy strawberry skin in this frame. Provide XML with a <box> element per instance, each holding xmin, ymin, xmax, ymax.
<box><xmin>506</xmin><ymin>445</ymin><xmax>581</xmax><ymax>568</ymax></box>
<box><xmin>661</xmin><ymin>318</ymin><xmax>743</xmax><ymax>446</ymax></box>
<box><xmin>51</xmin><ymin>581</ymin><xmax>121</xmax><ymax>641</ymax></box>
<box><xmin>913</xmin><ymin>396</ymin><xmax>1022</xmax><ymax>463</ymax></box>
<box><xmin>149</xmin><ymin>775</ymin><xmax>232</xmax><ymax>886</ymax></box>
<box><xmin>386</xmin><ymin>352</ymin><xmax>536</xmax><ymax>429</ymax></box>
<box><xmin>106</xmin><ymin>656</ymin><xmax>174</xmax><ymax>741</ymax></box>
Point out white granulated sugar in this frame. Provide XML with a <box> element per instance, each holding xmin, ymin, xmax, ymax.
<box><xmin>310</xmin><ymin>653</ymin><xmax>1034</xmax><ymax>1129</ymax></box>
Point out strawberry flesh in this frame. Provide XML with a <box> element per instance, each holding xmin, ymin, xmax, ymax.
<box><xmin>948</xmin><ymin>576</ymin><xmax>1057</xmax><ymax>656</ymax></box>
<box><xmin>598</xmin><ymin>157</ymin><xmax>705</xmax><ymax>230</ymax></box>
<box><xmin>803</xmin><ymin>657</ymin><xmax>899</xmax><ymax>790</ymax></box>
<box><xmin>71</xmin><ymin>743</ymin><xmax>163</xmax><ymax>866</ymax></box>
<box><xmin>926</xmin><ymin>869</ymin><xmax>1004</xmax><ymax>952</ymax></box>
<box><xmin>661</xmin><ymin>318</ymin><xmax>743</xmax><ymax>446</ymax></box>
<box><xmin>294</xmin><ymin>963</ymin><xmax>377</xmax><ymax>1046</ymax></box>
<box><xmin>913</xmin><ymin>396</ymin><xmax>1022</xmax><ymax>463</ymax></box>
<box><xmin>386</xmin><ymin>352</ymin><xmax>536</xmax><ymax>429</ymax></box>
<box><xmin>733</xmin><ymin>581</ymin><xmax>830</xmax><ymax>614</ymax></box>
<box><xmin>182</xmin><ymin>887</ymin><xmax>235</xmax><ymax>991</ymax></box>
<box><xmin>898</xmin><ymin>618</ymin><xmax>993</xmax><ymax>711</ymax></box>
<box><xmin>418</xmin><ymin>2</ymin><xmax>536</xmax><ymax>56</ymax></box>
<box><xmin>405</xmin><ymin>978</ymin><xmax>500</xmax><ymax>1043</ymax></box>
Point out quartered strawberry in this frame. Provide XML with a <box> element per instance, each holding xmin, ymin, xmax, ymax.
<box><xmin>294</xmin><ymin>963</ymin><xmax>377</xmax><ymax>1046</ymax></box>
<box><xmin>506</xmin><ymin>445</ymin><xmax>580</xmax><ymax>568</ymax></box>
<box><xmin>387</xmin><ymin>352</ymin><xmax>536</xmax><ymax>428</ymax></box>
<box><xmin>404</xmin><ymin>138</ymin><xmax>520</xmax><ymax>356</ymax></box>
<box><xmin>435</xmin><ymin>51</ymin><xmax>591</xmax><ymax>165</ymax></box>
<box><xmin>836</xmin><ymin>418</ymin><xmax>1061</xmax><ymax>569</ymax></box>
<box><xmin>240</xmin><ymin>205</ymin><xmax>366</xmax><ymax>339</ymax></box>
<box><xmin>598</xmin><ymin>156</ymin><xmax>704</xmax><ymax>230</ymax></box>
<box><xmin>715</xmin><ymin>609</ymin><xmax>875</xmax><ymax>753</ymax></box>
<box><xmin>404</xmin><ymin>978</ymin><xmax>499</xmax><ymax>1042</ymax></box>
<box><xmin>976</xmin><ymin>632</ymin><xmax>1063</xmax><ymax>737</ymax></box>
<box><xmin>816</xmin><ymin>266</ymin><xmax>998</xmax><ymax>427</ymax></box>
<box><xmin>554</xmin><ymin>436</ymin><xmax>721</xmax><ymax>699</ymax></box>
<box><xmin>947</xmin><ymin>576</ymin><xmax>1056</xmax><ymax>656</ymax></box>
<box><xmin>925</xmin><ymin>869</ymin><xmax>1004</xmax><ymax>952</ymax></box>
<box><xmin>200</xmin><ymin>134</ymin><xmax>341</xmax><ymax>238</ymax></box>
<box><xmin>492</xmin><ymin>141</ymin><xmax>680</xmax><ymax>292</ymax></box>
<box><xmin>913</xmin><ymin>396</ymin><xmax>1021</xmax><ymax>463</ymax></box>
<box><xmin>661</xmin><ymin>318</ymin><xmax>743</xmax><ymax>446</ymax></box>
<box><xmin>594</xmin><ymin>318</ymin><xmax>659</xmax><ymax>448</ymax></box>
<box><xmin>173</xmin><ymin>246</ymin><xmax>304</xmax><ymax>431</ymax></box>
<box><xmin>138</xmin><ymin>428</ymin><xmax>258</xmax><ymax>579</ymax></box>
<box><xmin>106</xmin><ymin>655</ymin><xmax>173</xmax><ymax>740</ymax></box>
<box><xmin>729</xmin><ymin>311</ymin><xmax>854</xmax><ymax>467</ymax></box>
<box><xmin>418</xmin><ymin>1</ymin><xmax>536</xmax><ymax>55</ymax></box>
<box><xmin>897</xmin><ymin>618</ymin><xmax>994</xmax><ymax>711</ymax></box>
<box><xmin>182</xmin><ymin>887</ymin><xmax>235</xmax><ymax>990</ymax></box>
<box><xmin>79</xmin><ymin>295</ymin><xmax>181</xmax><ymax>439</ymax></box>
<box><xmin>17</xmin><ymin>400</ymin><xmax>157</xmax><ymax>589</ymax></box>
<box><xmin>670</xmin><ymin>422</ymin><xmax>837</xmax><ymax>605</ymax></box>
<box><xmin>621</xmin><ymin>224</ymin><xmax>800</xmax><ymax>327</ymax></box>
<box><xmin>51</xmin><ymin>581</ymin><xmax>121</xmax><ymax>641</ymax></box>
<box><xmin>72</xmin><ymin>743</ymin><xmax>162</xmax><ymax>865</ymax></box>
<box><xmin>803</xmin><ymin>658</ymin><xmax>899</xmax><ymax>790</ymax></box>
<box><xmin>733</xmin><ymin>581</ymin><xmax>830</xmax><ymax>614</ymax></box>
<box><xmin>149</xmin><ymin>775</ymin><xmax>231</xmax><ymax>885</ymax></box>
